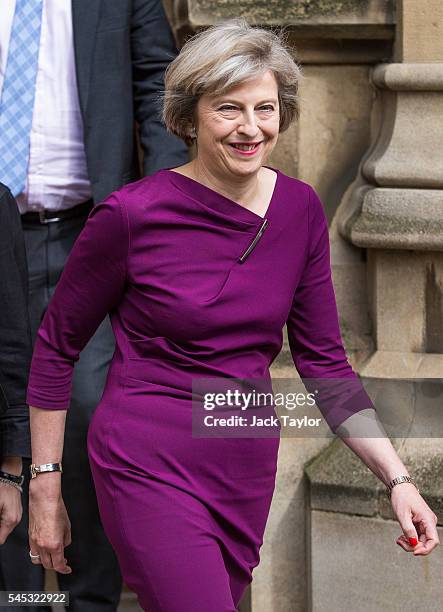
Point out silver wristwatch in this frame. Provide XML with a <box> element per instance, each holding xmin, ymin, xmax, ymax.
<box><xmin>30</xmin><ymin>462</ymin><xmax>63</xmax><ymax>479</ymax></box>
<box><xmin>386</xmin><ymin>475</ymin><xmax>419</xmax><ymax>497</ymax></box>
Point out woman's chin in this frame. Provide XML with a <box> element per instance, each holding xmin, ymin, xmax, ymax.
<box><xmin>225</xmin><ymin>158</ymin><xmax>264</xmax><ymax>177</ymax></box>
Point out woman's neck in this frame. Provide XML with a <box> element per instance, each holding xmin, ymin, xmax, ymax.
<box><xmin>190</xmin><ymin>159</ymin><xmax>262</xmax><ymax>207</ymax></box>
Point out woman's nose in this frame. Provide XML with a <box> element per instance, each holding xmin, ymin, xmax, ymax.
<box><xmin>237</xmin><ymin>111</ymin><xmax>259</xmax><ymax>136</ymax></box>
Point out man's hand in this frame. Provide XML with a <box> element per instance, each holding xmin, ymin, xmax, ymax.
<box><xmin>0</xmin><ymin>455</ymin><xmax>24</xmax><ymax>544</ymax></box>
<box><xmin>0</xmin><ymin>484</ymin><xmax>22</xmax><ymax>544</ymax></box>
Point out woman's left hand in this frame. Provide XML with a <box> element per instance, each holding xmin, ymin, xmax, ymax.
<box><xmin>390</xmin><ymin>483</ymin><xmax>440</xmax><ymax>556</ymax></box>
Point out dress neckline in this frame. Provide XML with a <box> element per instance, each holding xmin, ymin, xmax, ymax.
<box><xmin>162</xmin><ymin>165</ymin><xmax>281</xmax><ymax>226</ymax></box>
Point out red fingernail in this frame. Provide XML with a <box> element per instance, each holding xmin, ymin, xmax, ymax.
<box><xmin>408</xmin><ymin>537</ymin><xmax>418</xmax><ymax>546</ymax></box>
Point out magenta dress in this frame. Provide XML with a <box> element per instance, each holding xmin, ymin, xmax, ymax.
<box><xmin>26</xmin><ymin>167</ymin><xmax>373</xmax><ymax>611</ymax></box>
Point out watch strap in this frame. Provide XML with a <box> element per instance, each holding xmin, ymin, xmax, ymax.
<box><xmin>0</xmin><ymin>470</ymin><xmax>24</xmax><ymax>486</ymax></box>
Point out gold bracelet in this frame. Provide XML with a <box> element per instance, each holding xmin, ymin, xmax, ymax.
<box><xmin>386</xmin><ymin>475</ymin><xmax>419</xmax><ymax>498</ymax></box>
<box><xmin>30</xmin><ymin>462</ymin><xmax>63</xmax><ymax>479</ymax></box>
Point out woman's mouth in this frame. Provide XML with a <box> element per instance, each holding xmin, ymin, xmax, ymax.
<box><xmin>228</xmin><ymin>142</ymin><xmax>262</xmax><ymax>156</ymax></box>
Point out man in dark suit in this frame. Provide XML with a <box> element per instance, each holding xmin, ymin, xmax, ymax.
<box><xmin>0</xmin><ymin>184</ymin><xmax>32</xmax><ymax>547</ymax></box>
<box><xmin>0</xmin><ymin>1</ymin><xmax>188</xmax><ymax>610</ymax></box>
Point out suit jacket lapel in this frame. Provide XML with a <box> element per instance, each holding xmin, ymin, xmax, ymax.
<box><xmin>72</xmin><ymin>0</ymin><xmax>102</xmax><ymax>117</ymax></box>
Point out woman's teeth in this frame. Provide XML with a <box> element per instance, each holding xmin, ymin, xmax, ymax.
<box><xmin>230</xmin><ymin>143</ymin><xmax>260</xmax><ymax>151</ymax></box>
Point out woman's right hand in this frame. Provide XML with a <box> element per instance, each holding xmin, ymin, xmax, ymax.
<box><xmin>28</xmin><ymin>478</ymin><xmax>72</xmax><ymax>574</ymax></box>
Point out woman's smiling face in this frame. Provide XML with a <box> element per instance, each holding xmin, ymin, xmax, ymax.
<box><xmin>194</xmin><ymin>70</ymin><xmax>280</xmax><ymax>179</ymax></box>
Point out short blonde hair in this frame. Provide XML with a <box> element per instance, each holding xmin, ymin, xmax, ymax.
<box><xmin>162</xmin><ymin>18</ymin><xmax>302</xmax><ymax>145</ymax></box>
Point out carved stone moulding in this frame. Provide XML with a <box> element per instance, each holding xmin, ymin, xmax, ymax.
<box><xmin>182</xmin><ymin>0</ymin><xmax>395</xmax><ymax>33</ymax></box>
<box><xmin>350</xmin><ymin>188</ymin><xmax>443</xmax><ymax>250</ymax></box>
<box><xmin>171</xmin><ymin>0</ymin><xmax>396</xmax><ymax>62</ymax></box>
<box><xmin>344</xmin><ymin>62</ymin><xmax>443</xmax><ymax>251</ymax></box>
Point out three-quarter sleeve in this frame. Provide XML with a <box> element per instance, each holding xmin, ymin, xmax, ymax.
<box><xmin>286</xmin><ymin>186</ymin><xmax>374</xmax><ymax>432</ymax></box>
<box><xmin>26</xmin><ymin>194</ymin><xmax>129</xmax><ymax>411</ymax></box>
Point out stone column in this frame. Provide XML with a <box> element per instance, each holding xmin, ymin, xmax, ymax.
<box><xmin>307</xmin><ymin>1</ymin><xmax>443</xmax><ymax>611</ymax></box>
<box><xmin>340</xmin><ymin>4</ymin><xmax>443</xmax><ymax>376</ymax></box>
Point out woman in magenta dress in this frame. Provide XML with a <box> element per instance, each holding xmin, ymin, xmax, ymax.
<box><xmin>26</xmin><ymin>18</ymin><xmax>440</xmax><ymax>612</ymax></box>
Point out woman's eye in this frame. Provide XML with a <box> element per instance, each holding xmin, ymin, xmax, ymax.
<box><xmin>219</xmin><ymin>105</ymin><xmax>238</xmax><ymax>111</ymax></box>
<box><xmin>258</xmin><ymin>105</ymin><xmax>275</xmax><ymax>112</ymax></box>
